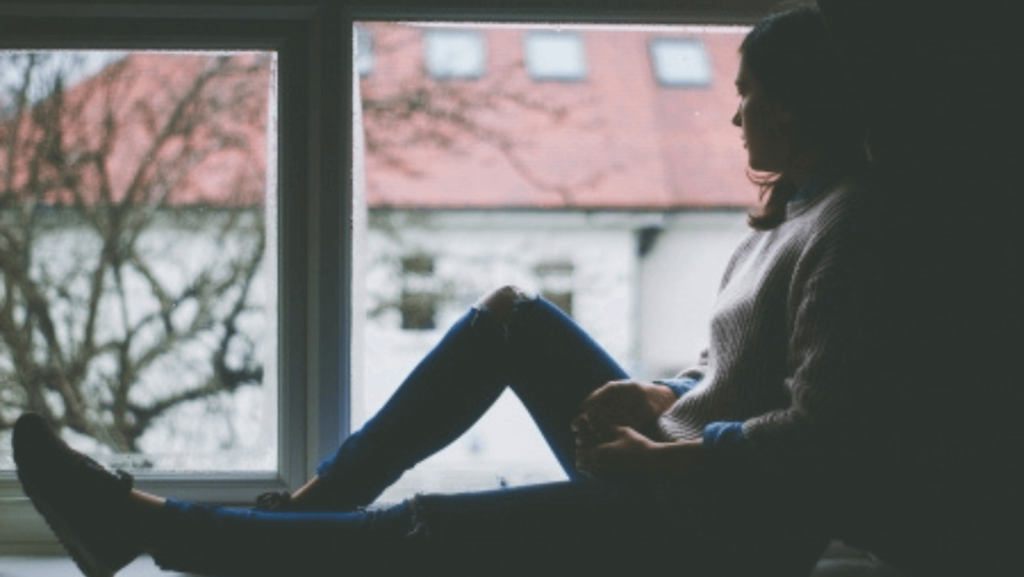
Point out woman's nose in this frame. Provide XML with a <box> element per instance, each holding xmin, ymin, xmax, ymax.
<box><xmin>732</xmin><ymin>108</ymin><xmax>741</xmax><ymax>127</ymax></box>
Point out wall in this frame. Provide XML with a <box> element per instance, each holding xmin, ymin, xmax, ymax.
<box><xmin>638</xmin><ymin>210</ymin><xmax>749</xmax><ymax>378</ymax></box>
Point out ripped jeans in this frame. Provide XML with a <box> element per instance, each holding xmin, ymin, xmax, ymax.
<box><xmin>148</xmin><ymin>296</ymin><xmax>827</xmax><ymax>577</ymax></box>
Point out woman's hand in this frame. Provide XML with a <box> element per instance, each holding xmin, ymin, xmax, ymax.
<box><xmin>576</xmin><ymin>425</ymin><xmax>655</xmax><ymax>476</ymax></box>
<box><xmin>576</xmin><ymin>424</ymin><xmax>704</xmax><ymax>480</ymax></box>
<box><xmin>572</xmin><ymin>380</ymin><xmax>677</xmax><ymax>435</ymax></box>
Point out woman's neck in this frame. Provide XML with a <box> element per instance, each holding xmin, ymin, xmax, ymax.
<box><xmin>786</xmin><ymin>148</ymin><xmax>826</xmax><ymax>191</ymax></box>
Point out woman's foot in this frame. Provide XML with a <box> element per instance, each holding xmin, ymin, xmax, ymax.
<box><xmin>13</xmin><ymin>413</ymin><xmax>143</xmax><ymax>577</ymax></box>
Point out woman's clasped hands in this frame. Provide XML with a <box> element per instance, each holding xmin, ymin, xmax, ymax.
<box><xmin>572</xmin><ymin>380</ymin><xmax>703</xmax><ymax>480</ymax></box>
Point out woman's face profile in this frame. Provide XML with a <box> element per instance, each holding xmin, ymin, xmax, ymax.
<box><xmin>732</xmin><ymin>60</ymin><xmax>793</xmax><ymax>174</ymax></box>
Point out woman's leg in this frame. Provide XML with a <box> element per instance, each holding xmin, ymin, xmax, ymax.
<box><xmin>14</xmin><ymin>411</ymin><xmax>826</xmax><ymax>577</ymax></box>
<box><xmin>504</xmin><ymin>290</ymin><xmax>632</xmax><ymax>474</ymax></box>
<box><xmin>147</xmin><ymin>480</ymin><xmax>680</xmax><ymax>577</ymax></box>
<box><xmin>296</xmin><ymin>286</ymin><xmax>629</xmax><ymax>510</ymax></box>
<box><xmin>141</xmin><ymin>495</ymin><xmax>420</xmax><ymax>576</ymax></box>
<box><xmin>151</xmin><ymin>477</ymin><xmax>828</xmax><ymax>577</ymax></box>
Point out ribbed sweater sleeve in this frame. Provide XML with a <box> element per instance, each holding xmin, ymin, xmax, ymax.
<box><xmin>674</xmin><ymin>349</ymin><xmax>709</xmax><ymax>381</ymax></box>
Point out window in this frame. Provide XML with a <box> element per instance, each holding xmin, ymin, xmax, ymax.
<box><xmin>649</xmin><ymin>38</ymin><xmax>712</xmax><ymax>87</ymax></box>
<box><xmin>400</xmin><ymin>254</ymin><xmax>438</xmax><ymax>330</ymax></box>
<box><xmin>355</xmin><ymin>26</ymin><xmax>374</xmax><ymax>77</ymax></box>
<box><xmin>525</xmin><ymin>31</ymin><xmax>587</xmax><ymax>81</ymax></box>
<box><xmin>356</xmin><ymin>21</ymin><xmax>753</xmax><ymax>502</ymax></box>
<box><xmin>0</xmin><ymin>50</ymin><xmax>277</xmax><ymax>473</ymax></box>
<box><xmin>425</xmin><ymin>29</ymin><xmax>486</xmax><ymax>79</ymax></box>
<box><xmin>535</xmin><ymin>260</ymin><xmax>575</xmax><ymax>316</ymax></box>
<box><xmin>0</xmin><ymin>9</ymin><xmax>317</xmax><ymax>552</ymax></box>
<box><xmin>0</xmin><ymin>1</ymin><xmax>767</xmax><ymax>554</ymax></box>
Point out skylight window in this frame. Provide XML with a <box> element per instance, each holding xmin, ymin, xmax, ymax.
<box><xmin>356</xmin><ymin>26</ymin><xmax>374</xmax><ymax>77</ymax></box>
<box><xmin>649</xmin><ymin>38</ymin><xmax>712</xmax><ymax>87</ymax></box>
<box><xmin>525</xmin><ymin>31</ymin><xmax>587</xmax><ymax>81</ymax></box>
<box><xmin>425</xmin><ymin>29</ymin><xmax>485</xmax><ymax>79</ymax></box>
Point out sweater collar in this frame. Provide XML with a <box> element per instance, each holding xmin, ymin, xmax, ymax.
<box><xmin>790</xmin><ymin>159</ymin><xmax>848</xmax><ymax>205</ymax></box>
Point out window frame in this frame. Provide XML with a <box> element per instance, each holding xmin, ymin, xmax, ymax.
<box><xmin>0</xmin><ymin>1</ymin><xmax>344</xmax><ymax>553</ymax></box>
<box><xmin>0</xmin><ymin>0</ymin><xmax>770</xmax><ymax>554</ymax></box>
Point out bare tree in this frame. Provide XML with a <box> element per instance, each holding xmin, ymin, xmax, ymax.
<box><xmin>359</xmin><ymin>23</ymin><xmax>611</xmax><ymax>203</ymax></box>
<box><xmin>0</xmin><ymin>52</ymin><xmax>269</xmax><ymax>456</ymax></box>
<box><xmin>0</xmin><ymin>25</ymin><xmax>602</xmax><ymax>456</ymax></box>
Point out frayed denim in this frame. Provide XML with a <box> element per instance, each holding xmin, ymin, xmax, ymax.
<box><xmin>145</xmin><ymin>296</ymin><xmax>827</xmax><ymax>577</ymax></box>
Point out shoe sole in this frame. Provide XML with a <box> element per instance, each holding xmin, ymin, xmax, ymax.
<box><xmin>25</xmin><ymin>490</ymin><xmax>116</xmax><ymax>577</ymax></box>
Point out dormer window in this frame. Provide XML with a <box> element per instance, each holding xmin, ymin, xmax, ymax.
<box><xmin>649</xmin><ymin>38</ymin><xmax>712</xmax><ymax>87</ymax></box>
<box><xmin>355</xmin><ymin>26</ymin><xmax>374</xmax><ymax>77</ymax></box>
<box><xmin>525</xmin><ymin>31</ymin><xmax>587</xmax><ymax>81</ymax></box>
<box><xmin>425</xmin><ymin>29</ymin><xmax>485</xmax><ymax>79</ymax></box>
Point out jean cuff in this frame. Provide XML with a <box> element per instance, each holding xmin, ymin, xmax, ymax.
<box><xmin>652</xmin><ymin>377</ymin><xmax>700</xmax><ymax>398</ymax></box>
<box><xmin>702</xmin><ymin>421</ymin><xmax>754</xmax><ymax>475</ymax></box>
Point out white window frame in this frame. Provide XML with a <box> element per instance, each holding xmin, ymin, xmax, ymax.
<box><xmin>0</xmin><ymin>0</ymin><xmax>762</xmax><ymax>555</ymax></box>
<box><xmin>0</xmin><ymin>1</ymin><xmax>347</xmax><ymax>554</ymax></box>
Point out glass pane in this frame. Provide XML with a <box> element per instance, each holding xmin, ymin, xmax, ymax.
<box><xmin>353</xmin><ymin>23</ymin><xmax>752</xmax><ymax>500</ymax></box>
<box><xmin>0</xmin><ymin>50</ymin><xmax>277</xmax><ymax>473</ymax></box>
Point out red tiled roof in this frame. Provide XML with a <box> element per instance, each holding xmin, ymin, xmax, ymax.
<box><xmin>7</xmin><ymin>24</ymin><xmax>757</xmax><ymax>211</ymax></box>
<box><xmin>0</xmin><ymin>53</ymin><xmax>268</xmax><ymax>208</ymax></box>
<box><xmin>360</xmin><ymin>23</ymin><xmax>757</xmax><ymax>209</ymax></box>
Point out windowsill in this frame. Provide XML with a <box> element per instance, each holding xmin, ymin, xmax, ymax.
<box><xmin>0</xmin><ymin>556</ymin><xmax>197</xmax><ymax>577</ymax></box>
<box><xmin>0</xmin><ymin>542</ymin><xmax>902</xmax><ymax>577</ymax></box>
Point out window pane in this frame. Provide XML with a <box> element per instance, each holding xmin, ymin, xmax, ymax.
<box><xmin>354</xmin><ymin>23</ymin><xmax>752</xmax><ymax>500</ymax></box>
<box><xmin>0</xmin><ymin>50</ymin><xmax>277</xmax><ymax>473</ymax></box>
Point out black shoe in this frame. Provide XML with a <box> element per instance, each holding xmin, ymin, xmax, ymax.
<box><xmin>13</xmin><ymin>413</ymin><xmax>141</xmax><ymax>577</ymax></box>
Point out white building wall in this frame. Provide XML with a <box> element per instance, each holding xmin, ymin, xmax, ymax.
<box><xmin>637</xmin><ymin>211</ymin><xmax>750</xmax><ymax>378</ymax></box>
<box><xmin>356</xmin><ymin>209</ymin><xmax>751</xmax><ymax>499</ymax></box>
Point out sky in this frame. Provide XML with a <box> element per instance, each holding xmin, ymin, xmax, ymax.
<box><xmin>0</xmin><ymin>50</ymin><xmax>127</xmax><ymax>103</ymax></box>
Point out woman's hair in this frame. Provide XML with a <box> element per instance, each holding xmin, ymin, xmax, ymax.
<box><xmin>742</xmin><ymin>4</ymin><xmax>865</xmax><ymax>230</ymax></box>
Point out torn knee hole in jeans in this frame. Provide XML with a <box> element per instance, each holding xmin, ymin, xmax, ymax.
<box><xmin>471</xmin><ymin>287</ymin><xmax>537</xmax><ymax>334</ymax></box>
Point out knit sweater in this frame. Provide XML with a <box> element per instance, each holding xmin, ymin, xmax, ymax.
<box><xmin>656</xmin><ymin>173</ymin><xmax>873</xmax><ymax>477</ymax></box>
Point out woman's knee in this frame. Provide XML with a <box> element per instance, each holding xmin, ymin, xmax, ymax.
<box><xmin>474</xmin><ymin>285</ymin><xmax>535</xmax><ymax>323</ymax></box>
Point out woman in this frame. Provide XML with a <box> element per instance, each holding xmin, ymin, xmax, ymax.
<box><xmin>13</xmin><ymin>6</ymin><xmax>877</xmax><ymax>577</ymax></box>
